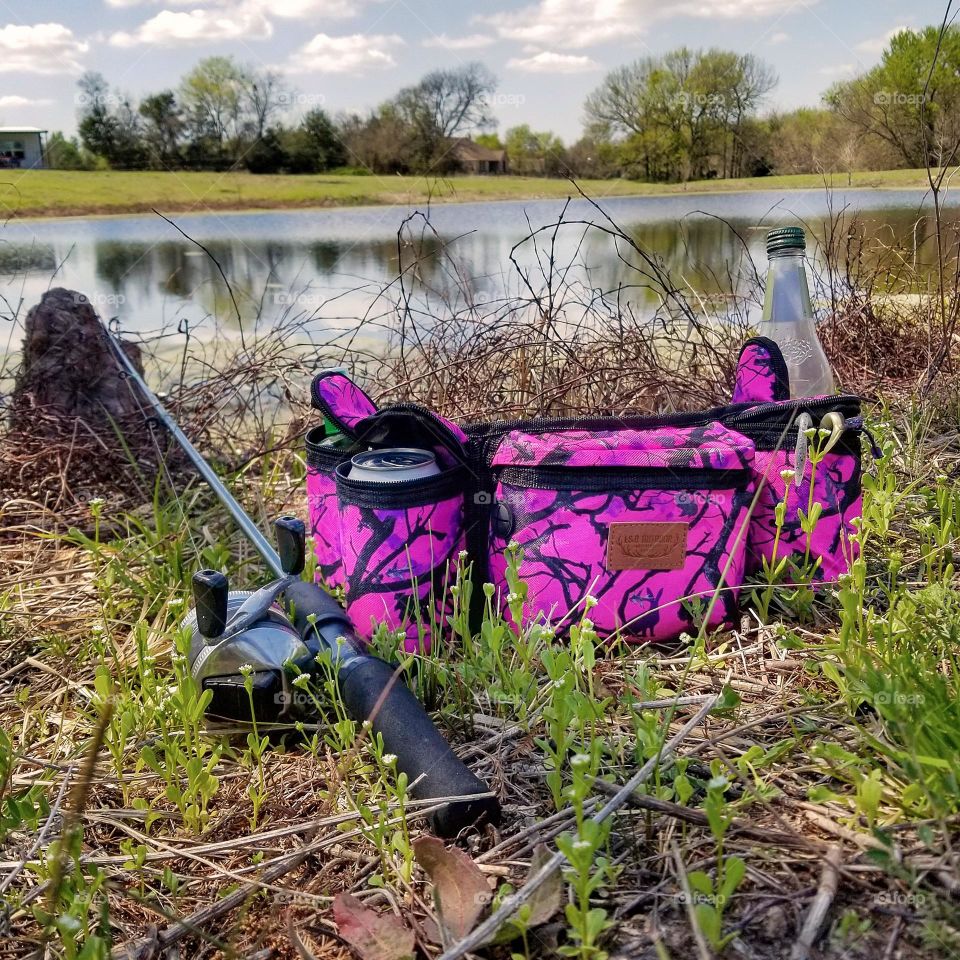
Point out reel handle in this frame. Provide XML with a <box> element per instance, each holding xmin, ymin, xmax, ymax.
<box><xmin>274</xmin><ymin>516</ymin><xmax>306</xmax><ymax>575</ymax></box>
<box><xmin>192</xmin><ymin>569</ymin><xmax>229</xmax><ymax>639</ymax></box>
<box><xmin>283</xmin><ymin>580</ymin><xmax>500</xmax><ymax>838</ymax></box>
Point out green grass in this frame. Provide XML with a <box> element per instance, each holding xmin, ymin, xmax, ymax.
<box><xmin>4</xmin><ymin>399</ymin><xmax>960</xmax><ymax>959</ymax></box>
<box><xmin>0</xmin><ymin>166</ymin><xmax>938</xmax><ymax>220</ymax></box>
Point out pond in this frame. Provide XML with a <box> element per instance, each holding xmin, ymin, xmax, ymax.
<box><xmin>0</xmin><ymin>187</ymin><xmax>954</xmax><ymax>338</ymax></box>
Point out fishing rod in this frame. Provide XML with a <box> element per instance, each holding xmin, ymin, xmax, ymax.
<box><xmin>102</xmin><ymin>321</ymin><xmax>500</xmax><ymax>838</ymax></box>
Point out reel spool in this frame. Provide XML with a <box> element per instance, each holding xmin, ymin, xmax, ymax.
<box><xmin>182</xmin><ymin>516</ymin><xmax>314</xmax><ymax>723</ymax></box>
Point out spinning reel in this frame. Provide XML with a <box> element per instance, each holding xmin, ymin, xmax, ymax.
<box><xmin>183</xmin><ymin>516</ymin><xmax>315</xmax><ymax>723</ymax></box>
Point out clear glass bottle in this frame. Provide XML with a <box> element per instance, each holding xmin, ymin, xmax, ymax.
<box><xmin>759</xmin><ymin>226</ymin><xmax>835</xmax><ymax>398</ymax></box>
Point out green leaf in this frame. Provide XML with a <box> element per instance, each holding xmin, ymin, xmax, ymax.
<box><xmin>720</xmin><ymin>856</ymin><xmax>746</xmax><ymax>900</ymax></box>
<box><xmin>687</xmin><ymin>870</ymin><xmax>713</xmax><ymax>897</ymax></box>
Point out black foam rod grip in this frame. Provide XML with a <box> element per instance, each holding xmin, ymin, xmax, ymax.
<box><xmin>274</xmin><ymin>516</ymin><xmax>305</xmax><ymax>575</ymax></box>
<box><xmin>192</xmin><ymin>569</ymin><xmax>228</xmax><ymax>639</ymax></box>
<box><xmin>282</xmin><ymin>580</ymin><xmax>499</xmax><ymax>836</ymax></box>
<box><xmin>339</xmin><ymin>656</ymin><xmax>501</xmax><ymax>838</ymax></box>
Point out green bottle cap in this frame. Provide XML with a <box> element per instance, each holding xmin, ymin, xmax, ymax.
<box><xmin>766</xmin><ymin>226</ymin><xmax>806</xmax><ymax>255</ymax></box>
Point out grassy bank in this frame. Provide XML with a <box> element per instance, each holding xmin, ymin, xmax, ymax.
<box><xmin>0</xmin><ymin>166</ymin><xmax>938</xmax><ymax>220</ymax></box>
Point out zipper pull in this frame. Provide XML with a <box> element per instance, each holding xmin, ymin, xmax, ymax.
<box><xmin>818</xmin><ymin>412</ymin><xmax>846</xmax><ymax>457</ymax></box>
<box><xmin>794</xmin><ymin>412</ymin><xmax>813</xmax><ymax>477</ymax></box>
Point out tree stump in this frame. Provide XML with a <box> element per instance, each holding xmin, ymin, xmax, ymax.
<box><xmin>10</xmin><ymin>287</ymin><xmax>144</xmax><ymax>430</ymax></box>
<box><xmin>2</xmin><ymin>288</ymin><xmax>160</xmax><ymax>526</ymax></box>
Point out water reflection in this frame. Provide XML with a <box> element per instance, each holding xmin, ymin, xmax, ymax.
<box><xmin>0</xmin><ymin>189</ymin><xmax>953</xmax><ymax>333</ymax></box>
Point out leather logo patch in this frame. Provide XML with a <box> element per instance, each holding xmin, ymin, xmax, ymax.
<box><xmin>607</xmin><ymin>522</ymin><xmax>688</xmax><ymax>571</ymax></box>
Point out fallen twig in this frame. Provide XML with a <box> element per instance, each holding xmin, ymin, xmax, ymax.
<box><xmin>790</xmin><ymin>844</ymin><xmax>843</xmax><ymax>960</ymax></box>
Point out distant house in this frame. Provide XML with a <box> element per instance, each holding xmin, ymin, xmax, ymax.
<box><xmin>0</xmin><ymin>127</ymin><xmax>46</xmax><ymax>169</ymax></box>
<box><xmin>449</xmin><ymin>138</ymin><xmax>507</xmax><ymax>175</ymax></box>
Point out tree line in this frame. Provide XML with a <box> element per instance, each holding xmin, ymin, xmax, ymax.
<box><xmin>46</xmin><ymin>24</ymin><xmax>960</xmax><ymax>181</ymax></box>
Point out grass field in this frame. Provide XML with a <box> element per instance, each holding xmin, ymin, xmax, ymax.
<box><xmin>0</xmin><ymin>166</ymin><xmax>939</xmax><ymax>219</ymax></box>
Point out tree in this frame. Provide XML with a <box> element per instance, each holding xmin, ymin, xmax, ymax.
<box><xmin>474</xmin><ymin>133</ymin><xmax>503</xmax><ymax>150</ymax></box>
<box><xmin>392</xmin><ymin>63</ymin><xmax>498</xmax><ymax>170</ymax></box>
<box><xmin>338</xmin><ymin>107</ymin><xmax>419</xmax><ymax>174</ymax></box>
<box><xmin>825</xmin><ymin>26</ymin><xmax>960</xmax><ymax>168</ymax></box>
<box><xmin>504</xmin><ymin>125</ymin><xmax>568</xmax><ymax>176</ymax></box>
<box><xmin>45</xmin><ymin>131</ymin><xmax>91</xmax><ymax>170</ymax></box>
<box><xmin>180</xmin><ymin>56</ymin><xmax>245</xmax><ymax>155</ymax></box>
<box><xmin>139</xmin><ymin>90</ymin><xmax>183</xmax><ymax>167</ymax></box>
<box><xmin>241</xmin><ymin>69</ymin><xmax>288</xmax><ymax>141</ymax></box>
<box><xmin>283</xmin><ymin>109</ymin><xmax>347</xmax><ymax>173</ymax></box>
<box><xmin>76</xmin><ymin>71</ymin><xmax>145</xmax><ymax>168</ymax></box>
<box><xmin>584</xmin><ymin>48</ymin><xmax>776</xmax><ymax>182</ymax></box>
<box><xmin>245</xmin><ymin>126</ymin><xmax>286</xmax><ymax>174</ymax></box>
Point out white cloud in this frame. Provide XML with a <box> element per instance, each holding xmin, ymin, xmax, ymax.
<box><xmin>105</xmin><ymin>0</ymin><xmax>364</xmax><ymax>14</ymax></box>
<box><xmin>0</xmin><ymin>23</ymin><xmax>89</xmax><ymax>74</ymax></box>
<box><xmin>0</xmin><ymin>94</ymin><xmax>54</xmax><ymax>108</ymax></box>
<box><xmin>110</xmin><ymin>6</ymin><xmax>273</xmax><ymax>47</ymax></box>
<box><xmin>422</xmin><ymin>33</ymin><xmax>496</xmax><ymax>50</ymax></box>
<box><xmin>856</xmin><ymin>25</ymin><xmax>912</xmax><ymax>55</ymax></box>
<box><xmin>269</xmin><ymin>0</ymin><xmax>363</xmax><ymax>17</ymax></box>
<box><xmin>477</xmin><ymin>0</ymin><xmax>810</xmax><ymax>49</ymax></box>
<box><xmin>508</xmin><ymin>51</ymin><xmax>600</xmax><ymax>73</ymax></box>
<box><xmin>769</xmin><ymin>31</ymin><xmax>788</xmax><ymax>45</ymax></box>
<box><xmin>291</xmin><ymin>32</ymin><xmax>403</xmax><ymax>72</ymax></box>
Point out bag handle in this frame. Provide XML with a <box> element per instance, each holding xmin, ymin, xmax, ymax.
<box><xmin>732</xmin><ymin>336</ymin><xmax>790</xmax><ymax>404</ymax></box>
<box><xmin>311</xmin><ymin>370</ymin><xmax>379</xmax><ymax>439</ymax></box>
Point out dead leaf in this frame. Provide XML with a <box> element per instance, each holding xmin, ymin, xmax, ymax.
<box><xmin>413</xmin><ymin>835</ymin><xmax>490</xmax><ymax>941</ymax></box>
<box><xmin>487</xmin><ymin>844</ymin><xmax>563</xmax><ymax>946</ymax></box>
<box><xmin>332</xmin><ymin>892</ymin><xmax>415</xmax><ymax>960</ymax></box>
<box><xmin>521</xmin><ymin>844</ymin><xmax>563</xmax><ymax>928</ymax></box>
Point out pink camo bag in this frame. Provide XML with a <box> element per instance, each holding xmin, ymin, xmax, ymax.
<box><xmin>306</xmin><ymin>337</ymin><xmax>863</xmax><ymax>650</ymax></box>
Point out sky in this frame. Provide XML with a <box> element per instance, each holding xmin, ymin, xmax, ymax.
<box><xmin>0</xmin><ymin>0</ymin><xmax>949</xmax><ymax>143</ymax></box>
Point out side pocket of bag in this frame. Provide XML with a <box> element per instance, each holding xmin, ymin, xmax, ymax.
<box><xmin>336</xmin><ymin>464</ymin><xmax>466</xmax><ymax>652</ymax></box>
<box><xmin>749</xmin><ymin>442</ymin><xmax>862</xmax><ymax>582</ymax></box>
<box><xmin>305</xmin><ymin>426</ymin><xmax>351</xmax><ymax>589</ymax></box>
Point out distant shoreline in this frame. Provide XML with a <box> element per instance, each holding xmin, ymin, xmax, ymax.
<box><xmin>0</xmin><ymin>168</ymin><xmax>938</xmax><ymax>221</ymax></box>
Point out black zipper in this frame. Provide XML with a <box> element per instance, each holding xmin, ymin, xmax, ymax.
<box><xmin>335</xmin><ymin>463</ymin><xmax>467</xmax><ymax>509</ymax></box>
<box><xmin>467</xmin><ymin>395</ymin><xmax>861</xmax><ymax>461</ymax></box>
<box><xmin>370</xmin><ymin>402</ymin><xmax>467</xmax><ymax>457</ymax></box>
<box><xmin>497</xmin><ymin>465</ymin><xmax>752</xmax><ymax>492</ymax></box>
